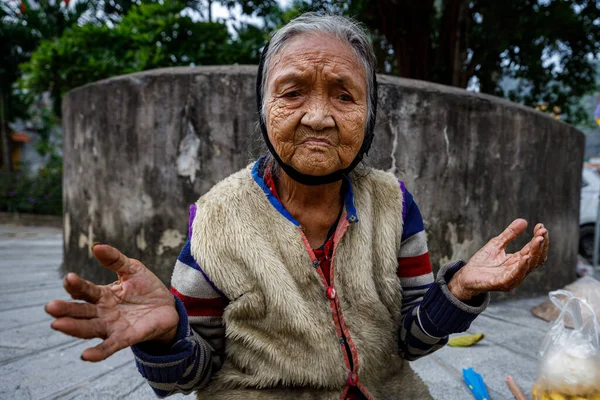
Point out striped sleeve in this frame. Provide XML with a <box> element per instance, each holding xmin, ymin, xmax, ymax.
<box><xmin>131</xmin><ymin>205</ymin><xmax>228</xmax><ymax>397</ymax></box>
<box><xmin>397</xmin><ymin>184</ymin><xmax>489</xmax><ymax>361</ymax></box>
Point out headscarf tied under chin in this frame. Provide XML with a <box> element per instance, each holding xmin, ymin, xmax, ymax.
<box><xmin>255</xmin><ymin>39</ymin><xmax>378</xmax><ymax>186</ymax></box>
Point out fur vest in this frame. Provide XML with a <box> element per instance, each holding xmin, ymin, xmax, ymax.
<box><xmin>189</xmin><ymin>160</ymin><xmax>432</xmax><ymax>400</ymax></box>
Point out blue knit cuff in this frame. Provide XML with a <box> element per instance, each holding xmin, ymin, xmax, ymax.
<box><xmin>420</xmin><ymin>260</ymin><xmax>489</xmax><ymax>336</ymax></box>
<box><xmin>131</xmin><ymin>296</ymin><xmax>194</xmax><ymax>364</ymax></box>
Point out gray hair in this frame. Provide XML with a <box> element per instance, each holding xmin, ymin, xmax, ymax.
<box><xmin>259</xmin><ymin>12</ymin><xmax>377</xmax><ymax>131</ymax></box>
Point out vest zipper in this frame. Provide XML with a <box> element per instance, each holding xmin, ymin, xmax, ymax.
<box><xmin>340</xmin><ymin>330</ymin><xmax>354</xmax><ymax>371</ymax></box>
<box><xmin>301</xmin><ymin>217</ymin><xmax>364</xmax><ymax>395</ymax></box>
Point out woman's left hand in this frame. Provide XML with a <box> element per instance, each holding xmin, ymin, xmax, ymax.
<box><xmin>447</xmin><ymin>219</ymin><xmax>549</xmax><ymax>301</ymax></box>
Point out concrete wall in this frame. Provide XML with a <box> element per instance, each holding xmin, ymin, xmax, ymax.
<box><xmin>62</xmin><ymin>65</ymin><xmax>584</xmax><ymax>298</ymax></box>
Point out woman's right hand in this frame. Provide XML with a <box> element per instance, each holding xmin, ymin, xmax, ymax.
<box><xmin>45</xmin><ymin>244</ymin><xmax>180</xmax><ymax>362</ymax></box>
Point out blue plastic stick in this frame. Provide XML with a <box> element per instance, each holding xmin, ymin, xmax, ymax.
<box><xmin>462</xmin><ymin>367</ymin><xmax>490</xmax><ymax>400</ymax></box>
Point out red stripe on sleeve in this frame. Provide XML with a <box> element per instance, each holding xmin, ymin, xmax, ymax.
<box><xmin>171</xmin><ymin>287</ymin><xmax>229</xmax><ymax>317</ymax></box>
<box><xmin>397</xmin><ymin>252</ymin><xmax>432</xmax><ymax>278</ymax></box>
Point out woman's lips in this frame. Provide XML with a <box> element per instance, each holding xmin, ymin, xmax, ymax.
<box><xmin>301</xmin><ymin>137</ymin><xmax>332</xmax><ymax>146</ymax></box>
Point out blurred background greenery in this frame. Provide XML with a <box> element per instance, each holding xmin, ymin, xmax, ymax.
<box><xmin>1</xmin><ymin>0</ymin><xmax>600</xmax><ymax>215</ymax></box>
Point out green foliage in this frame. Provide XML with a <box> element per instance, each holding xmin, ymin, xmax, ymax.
<box><xmin>230</xmin><ymin>22</ymin><xmax>269</xmax><ymax>64</ymax></box>
<box><xmin>574</xmin><ymin>62</ymin><xmax>600</xmax><ymax>133</ymax></box>
<box><xmin>219</xmin><ymin>0</ymin><xmax>280</xmax><ymax>21</ymax></box>
<box><xmin>0</xmin><ymin>97</ymin><xmax>63</xmax><ymax>216</ymax></box>
<box><xmin>0</xmin><ymin>155</ymin><xmax>63</xmax><ymax>215</ymax></box>
<box><xmin>19</xmin><ymin>1</ymin><xmax>263</xmax><ymax>115</ymax></box>
<box><xmin>0</xmin><ymin>0</ymin><xmax>90</xmax><ymax>122</ymax></box>
<box><xmin>101</xmin><ymin>0</ymin><xmax>202</xmax><ymax>23</ymax></box>
<box><xmin>468</xmin><ymin>0</ymin><xmax>600</xmax><ymax>124</ymax></box>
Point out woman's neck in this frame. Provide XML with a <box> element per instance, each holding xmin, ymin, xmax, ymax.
<box><xmin>276</xmin><ymin>168</ymin><xmax>343</xmax><ymax>211</ymax></box>
<box><xmin>274</xmin><ymin>167</ymin><xmax>344</xmax><ymax>248</ymax></box>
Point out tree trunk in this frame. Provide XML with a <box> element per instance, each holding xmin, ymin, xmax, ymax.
<box><xmin>0</xmin><ymin>94</ymin><xmax>12</xmax><ymax>172</ymax></box>
<box><xmin>435</xmin><ymin>0</ymin><xmax>470</xmax><ymax>87</ymax></box>
<box><xmin>372</xmin><ymin>0</ymin><xmax>435</xmax><ymax>81</ymax></box>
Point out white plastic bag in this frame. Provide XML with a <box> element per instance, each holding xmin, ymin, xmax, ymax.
<box><xmin>533</xmin><ymin>289</ymin><xmax>600</xmax><ymax>399</ymax></box>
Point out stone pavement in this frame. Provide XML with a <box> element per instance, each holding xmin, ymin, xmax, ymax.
<box><xmin>0</xmin><ymin>224</ymin><xmax>552</xmax><ymax>400</ymax></box>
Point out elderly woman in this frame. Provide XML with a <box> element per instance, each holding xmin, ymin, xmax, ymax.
<box><xmin>46</xmin><ymin>13</ymin><xmax>549</xmax><ymax>400</ymax></box>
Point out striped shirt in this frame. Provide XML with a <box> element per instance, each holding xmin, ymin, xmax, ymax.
<box><xmin>132</xmin><ymin>167</ymin><xmax>486</xmax><ymax>397</ymax></box>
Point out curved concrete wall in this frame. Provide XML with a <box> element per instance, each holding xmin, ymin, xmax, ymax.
<box><xmin>62</xmin><ymin>65</ymin><xmax>584</xmax><ymax>298</ymax></box>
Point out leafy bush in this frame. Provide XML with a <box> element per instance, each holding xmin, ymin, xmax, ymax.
<box><xmin>18</xmin><ymin>1</ymin><xmax>264</xmax><ymax>116</ymax></box>
<box><xmin>0</xmin><ymin>155</ymin><xmax>62</xmax><ymax>216</ymax></box>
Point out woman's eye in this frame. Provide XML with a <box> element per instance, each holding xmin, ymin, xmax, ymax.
<box><xmin>339</xmin><ymin>93</ymin><xmax>353</xmax><ymax>102</ymax></box>
<box><xmin>283</xmin><ymin>91</ymin><xmax>300</xmax><ymax>98</ymax></box>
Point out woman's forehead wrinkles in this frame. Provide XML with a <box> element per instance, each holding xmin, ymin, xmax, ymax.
<box><xmin>266</xmin><ymin>32</ymin><xmax>369</xmax><ymax>91</ymax></box>
<box><xmin>270</xmin><ymin>62</ymin><xmax>364</xmax><ymax>89</ymax></box>
<box><xmin>270</xmin><ymin>68</ymin><xmax>308</xmax><ymax>89</ymax></box>
<box><xmin>276</xmin><ymin>50</ymin><xmax>358</xmax><ymax>71</ymax></box>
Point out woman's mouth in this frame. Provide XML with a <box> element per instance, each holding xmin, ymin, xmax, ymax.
<box><xmin>301</xmin><ymin>137</ymin><xmax>332</xmax><ymax>146</ymax></box>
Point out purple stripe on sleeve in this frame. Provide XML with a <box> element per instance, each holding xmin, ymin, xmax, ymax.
<box><xmin>188</xmin><ymin>204</ymin><xmax>197</xmax><ymax>238</ymax></box>
<box><xmin>196</xmin><ymin>262</ymin><xmax>228</xmax><ymax>299</ymax></box>
<box><xmin>177</xmin><ymin>238</ymin><xmax>229</xmax><ymax>299</ymax></box>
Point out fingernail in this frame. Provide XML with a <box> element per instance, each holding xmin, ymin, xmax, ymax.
<box><xmin>80</xmin><ymin>354</ymin><xmax>86</xmax><ymax>361</ymax></box>
<box><xmin>91</xmin><ymin>242</ymin><xmax>102</xmax><ymax>251</ymax></box>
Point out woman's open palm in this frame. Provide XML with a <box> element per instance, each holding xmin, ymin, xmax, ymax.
<box><xmin>448</xmin><ymin>219</ymin><xmax>549</xmax><ymax>300</ymax></box>
<box><xmin>45</xmin><ymin>244</ymin><xmax>179</xmax><ymax>362</ymax></box>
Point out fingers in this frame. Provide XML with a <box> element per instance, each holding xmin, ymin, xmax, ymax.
<box><xmin>527</xmin><ymin>236</ymin><xmax>544</xmax><ymax>270</ymax></box>
<box><xmin>82</xmin><ymin>338</ymin><xmax>123</xmax><ymax>362</ymax></box>
<box><xmin>45</xmin><ymin>299</ymin><xmax>98</xmax><ymax>319</ymax></box>
<box><xmin>494</xmin><ymin>219</ymin><xmax>528</xmax><ymax>249</ymax></box>
<box><xmin>535</xmin><ymin>223</ymin><xmax>550</xmax><ymax>265</ymax></box>
<box><xmin>517</xmin><ymin>233</ymin><xmax>544</xmax><ymax>267</ymax></box>
<box><xmin>92</xmin><ymin>244</ymin><xmax>134</xmax><ymax>274</ymax></box>
<box><xmin>485</xmin><ymin>222</ymin><xmax>550</xmax><ymax>294</ymax></box>
<box><xmin>534</xmin><ymin>223</ymin><xmax>549</xmax><ymax>237</ymax></box>
<box><xmin>525</xmin><ymin>223</ymin><xmax>549</xmax><ymax>268</ymax></box>
<box><xmin>541</xmin><ymin>232</ymin><xmax>549</xmax><ymax>264</ymax></box>
<box><xmin>51</xmin><ymin>317</ymin><xmax>107</xmax><ymax>340</ymax></box>
<box><xmin>64</xmin><ymin>273</ymin><xmax>103</xmax><ymax>304</ymax></box>
<box><xmin>495</xmin><ymin>236</ymin><xmax>543</xmax><ymax>292</ymax></box>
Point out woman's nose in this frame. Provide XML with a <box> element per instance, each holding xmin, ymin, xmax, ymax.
<box><xmin>300</xmin><ymin>100</ymin><xmax>335</xmax><ymax>131</ymax></box>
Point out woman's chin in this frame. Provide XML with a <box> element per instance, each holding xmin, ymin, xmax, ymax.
<box><xmin>290</xmin><ymin>158</ymin><xmax>341</xmax><ymax>176</ymax></box>
<box><xmin>283</xmin><ymin>148</ymin><xmax>350</xmax><ymax>176</ymax></box>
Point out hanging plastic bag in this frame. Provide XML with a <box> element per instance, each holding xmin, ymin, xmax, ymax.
<box><xmin>532</xmin><ymin>289</ymin><xmax>600</xmax><ymax>400</ymax></box>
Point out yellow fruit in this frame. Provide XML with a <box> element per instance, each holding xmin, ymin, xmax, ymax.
<box><xmin>531</xmin><ymin>384</ymin><xmax>543</xmax><ymax>400</ymax></box>
<box><xmin>548</xmin><ymin>392</ymin><xmax>567</xmax><ymax>400</ymax></box>
<box><xmin>448</xmin><ymin>333</ymin><xmax>485</xmax><ymax>347</ymax></box>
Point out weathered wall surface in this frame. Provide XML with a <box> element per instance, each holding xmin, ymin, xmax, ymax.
<box><xmin>63</xmin><ymin>65</ymin><xmax>583</xmax><ymax>298</ymax></box>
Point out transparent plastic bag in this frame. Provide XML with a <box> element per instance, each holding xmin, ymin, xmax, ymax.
<box><xmin>532</xmin><ymin>288</ymin><xmax>600</xmax><ymax>400</ymax></box>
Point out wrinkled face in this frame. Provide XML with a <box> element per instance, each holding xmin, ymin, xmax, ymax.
<box><xmin>265</xmin><ymin>33</ymin><xmax>368</xmax><ymax>176</ymax></box>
